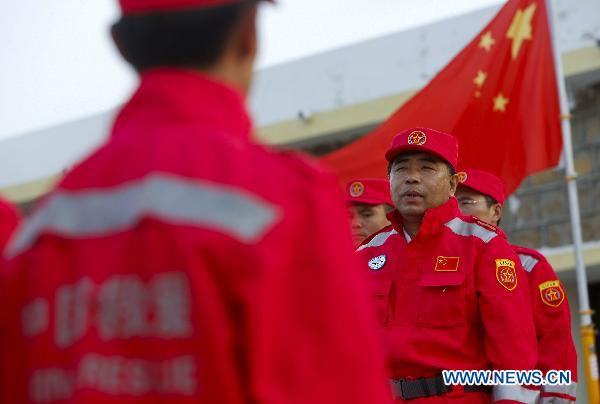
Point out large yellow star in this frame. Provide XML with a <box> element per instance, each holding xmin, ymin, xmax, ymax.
<box><xmin>493</xmin><ymin>93</ymin><xmax>510</xmax><ymax>112</ymax></box>
<box><xmin>473</xmin><ymin>70</ymin><xmax>487</xmax><ymax>88</ymax></box>
<box><xmin>506</xmin><ymin>3</ymin><xmax>537</xmax><ymax>59</ymax></box>
<box><xmin>478</xmin><ymin>31</ymin><xmax>496</xmax><ymax>52</ymax></box>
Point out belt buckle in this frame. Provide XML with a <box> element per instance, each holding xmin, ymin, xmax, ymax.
<box><xmin>389</xmin><ymin>378</ymin><xmax>407</xmax><ymax>400</ymax></box>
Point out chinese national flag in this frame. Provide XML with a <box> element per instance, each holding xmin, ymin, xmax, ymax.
<box><xmin>322</xmin><ymin>0</ymin><xmax>561</xmax><ymax>194</ymax></box>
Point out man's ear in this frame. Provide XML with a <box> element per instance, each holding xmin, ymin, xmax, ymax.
<box><xmin>492</xmin><ymin>203</ymin><xmax>503</xmax><ymax>224</ymax></box>
<box><xmin>449</xmin><ymin>173</ymin><xmax>460</xmax><ymax>196</ymax></box>
<box><xmin>231</xmin><ymin>5</ymin><xmax>258</xmax><ymax>62</ymax></box>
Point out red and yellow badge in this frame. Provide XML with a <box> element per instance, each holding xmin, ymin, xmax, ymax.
<box><xmin>435</xmin><ymin>256</ymin><xmax>460</xmax><ymax>271</ymax></box>
<box><xmin>349</xmin><ymin>181</ymin><xmax>364</xmax><ymax>197</ymax></box>
<box><xmin>407</xmin><ymin>130</ymin><xmax>427</xmax><ymax>145</ymax></box>
<box><xmin>456</xmin><ymin>171</ymin><xmax>468</xmax><ymax>183</ymax></box>
<box><xmin>539</xmin><ymin>280</ymin><xmax>565</xmax><ymax>307</ymax></box>
<box><xmin>495</xmin><ymin>259</ymin><xmax>517</xmax><ymax>291</ymax></box>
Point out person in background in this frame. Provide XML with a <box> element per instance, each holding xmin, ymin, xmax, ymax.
<box><xmin>456</xmin><ymin>167</ymin><xmax>577</xmax><ymax>403</ymax></box>
<box><xmin>346</xmin><ymin>178</ymin><xmax>393</xmax><ymax>247</ymax></box>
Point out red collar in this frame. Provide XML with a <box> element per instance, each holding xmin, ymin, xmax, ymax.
<box><xmin>111</xmin><ymin>68</ymin><xmax>252</xmax><ymax>141</ymax></box>
<box><xmin>388</xmin><ymin>197</ymin><xmax>461</xmax><ymax>238</ymax></box>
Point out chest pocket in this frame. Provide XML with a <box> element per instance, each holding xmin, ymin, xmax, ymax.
<box><xmin>368</xmin><ymin>269</ymin><xmax>393</xmax><ymax>327</ymax></box>
<box><xmin>415</xmin><ymin>271</ymin><xmax>466</xmax><ymax>327</ymax></box>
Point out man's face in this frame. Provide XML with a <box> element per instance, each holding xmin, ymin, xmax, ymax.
<box><xmin>455</xmin><ymin>186</ymin><xmax>502</xmax><ymax>225</ymax></box>
<box><xmin>348</xmin><ymin>203</ymin><xmax>391</xmax><ymax>247</ymax></box>
<box><xmin>389</xmin><ymin>151</ymin><xmax>458</xmax><ymax>220</ymax></box>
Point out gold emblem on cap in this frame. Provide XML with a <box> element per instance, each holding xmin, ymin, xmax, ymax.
<box><xmin>349</xmin><ymin>181</ymin><xmax>365</xmax><ymax>197</ymax></box>
<box><xmin>457</xmin><ymin>172</ymin><xmax>468</xmax><ymax>183</ymax></box>
<box><xmin>407</xmin><ymin>130</ymin><xmax>427</xmax><ymax>146</ymax></box>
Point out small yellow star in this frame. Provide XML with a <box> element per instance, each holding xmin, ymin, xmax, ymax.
<box><xmin>473</xmin><ymin>70</ymin><xmax>487</xmax><ymax>88</ymax></box>
<box><xmin>493</xmin><ymin>93</ymin><xmax>509</xmax><ymax>112</ymax></box>
<box><xmin>474</xmin><ymin>91</ymin><xmax>482</xmax><ymax>98</ymax></box>
<box><xmin>478</xmin><ymin>31</ymin><xmax>496</xmax><ymax>52</ymax></box>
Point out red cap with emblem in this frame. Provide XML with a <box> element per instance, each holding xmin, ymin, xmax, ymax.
<box><xmin>346</xmin><ymin>178</ymin><xmax>393</xmax><ymax>206</ymax></box>
<box><xmin>385</xmin><ymin>127</ymin><xmax>458</xmax><ymax>170</ymax></box>
<box><xmin>119</xmin><ymin>0</ymin><xmax>270</xmax><ymax>14</ymax></box>
<box><xmin>458</xmin><ymin>168</ymin><xmax>506</xmax><ymax>205</ymax></box>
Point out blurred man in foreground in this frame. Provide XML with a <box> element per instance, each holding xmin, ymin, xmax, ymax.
<box><xmin>0</xmin><ymin>1</ymin><xmax>390</xmax><ymax>402</ymax></box>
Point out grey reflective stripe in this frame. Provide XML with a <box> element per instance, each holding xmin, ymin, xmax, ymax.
<box><xmin>543</xmin><ymin>383</ymin><xmax>577</xmax><ymax>398</ymax></box>
<box><xmin>444</xmin><ymin>217</ymin><xmax>498</xmax><ymax>243</ymax></box>
<box><xmin>493</xmin><ymin>385</ymin><xmax>539</xmax><ymax>403</ymax></box>
<box><xmin>356</xmin><ymin>229</ymin><xmax>398</xmax><ymax>251</ymax></box>
<box><xmin>539</xmin><ymin>397</ymin><xmax>575</xmax><ymax>404</ymax></box>
<box><xmin>519</xmin><ymin>254</ymin><xmax>539</xmax><ymax>273</ymax></box>
<box><xmin>7</xmin><ymin>174</ymin><xmax>281</xmax><ymax>257</ymax></box>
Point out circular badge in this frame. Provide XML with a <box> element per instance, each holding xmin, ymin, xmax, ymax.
<box><xmin>539</xmin><ymin>280</ymin><xmax>565</xmax><ymax>307</ymax></box>
<box><xmin>368</xmin><ymin>255</ymin><xmax>387</xmax><ymax>270</ymax></box>
<box><xmin>349</xmin><ymin>181</ymin><xmax>365</xmax><ymax>197</ymax></box>
<box><xmin>407</xmin><ymin>130</ymin><xmax>427</xmax><ymax>145</ymax></box>
<box><xmin>457</xmin><ymin>171</ymin><xmax>468</xmax><ymax>183</ymax></box>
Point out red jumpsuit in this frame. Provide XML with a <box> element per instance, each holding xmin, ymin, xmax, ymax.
<box><xmin>0</xmin><ymin>69</ymin><xmax>391</xmax><ymax>404</ymax></box>
<box><xmin>514</xmin><ymin>245</ymin><xmax>577</xmax><ymax>403</ymax></box>
<box><xmin>358</xmin><ymin>198</ymin><xmax>538</xmax><ymax>403</ymax></box>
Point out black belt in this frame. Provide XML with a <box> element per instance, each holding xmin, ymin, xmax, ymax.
<box><xmin>389</xmin><ymin>376</ymin><xmax>491</xmax><ymax>400</ymax></box>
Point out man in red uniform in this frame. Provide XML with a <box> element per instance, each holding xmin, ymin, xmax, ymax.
<box><xmin>358</xmin><ymin>127</ymin><xmax>538</xmax><ymax>403</ymax></box>
<box><xmin>456</xmin><ymin>168</ymin><xmax>577</xmax><ymax>403</ymax></box>
<box><xmin>0</xmin><ymin>1</ymin><xmax>391</xmax><ymax>403</ymax></box>
<box><xmin>346</xmin><ymin>178</ymin><xmax>393</xmax><ymax>247</ymax></box>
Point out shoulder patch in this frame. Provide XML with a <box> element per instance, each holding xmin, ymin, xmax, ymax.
<box><xmin>539</xmin><ymin>280</ymin><xmax>565</xmax><ymax>307</ymax></box>
<box><xmin>444</xmin><ymin>217</ymin><xmax>498</xmax><ymax>244</ymax></box>
<box><xmin>496</xmin><ymin>259</ymin><xmax>517</xmax><ymax>291</ymax></box>
<box><xmin>356</xmin><ymin>229</ymin><xmax>398</xmax><ymax>251</ymax></box>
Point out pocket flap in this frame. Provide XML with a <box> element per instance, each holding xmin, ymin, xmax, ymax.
<box><xmin>418</xmin><ymin>271</ymin><xmax>466</xmax><ymax>287</ymax></box>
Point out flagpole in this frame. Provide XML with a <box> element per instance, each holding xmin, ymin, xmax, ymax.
<box><xmin>545</xmin><ymin>0</ymin><xmax>599</xmax><ymax>401</ymax></box>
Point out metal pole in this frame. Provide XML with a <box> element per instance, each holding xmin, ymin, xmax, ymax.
<box><xmin>545</xmin><ymin>0</ymin><xmax>599</xmax><ymax>401</ymax></box>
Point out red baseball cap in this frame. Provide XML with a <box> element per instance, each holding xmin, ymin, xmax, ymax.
<box><xmin>346</xmin><ymin>178</ymin><xmax>393</xmax><ymax>206</ymax></box>
<box><xmin>385</xmin><ymin>127</ymin><xmax>458</xmax><ymax>170</ymax></box>
<box><xmin>458</xmin><ymin>168</ymin><xmax>506</xmax><ymax>205</ymax></box>
<box><xmin>119</xmin><ymin>0</ymin><xmax>270</xmax><ymax>14</ymax></box>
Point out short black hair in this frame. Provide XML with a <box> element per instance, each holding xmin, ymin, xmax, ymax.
<box><xmin>112</xmin><ymin>1</ymin><xmax>257</xmax><ymax>72</ymax></box>
<box><xmin>386</xmin><ymin>152</ymin><xmax>456</xmax><ymax>176</ymax></box>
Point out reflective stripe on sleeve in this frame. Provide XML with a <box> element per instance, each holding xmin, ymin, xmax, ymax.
<box><xmin>444</xmin><ymin>217</ymin><xmax>498</xmax><ymax>243</ymax></box>
<box><xmin>7</xmin><ymin>174</ymin><xmax>282</xmax><ymax>257</ymax></box>
<box><xmin>493</xmin><ymin>385</ymin><xmax>539</xmax><ymax>403</ymax></box>
<box><xmin>356</xmin><ymin>229</ymin><xmax>398</xmax><ymax>251</ymax></box>
<box><xmin>518</xmin><ymin>254</ymin><xmax>539</xmax><ymax>273</ymax></box>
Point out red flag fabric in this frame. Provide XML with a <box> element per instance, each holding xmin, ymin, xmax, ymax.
<box><xmin>322</xmin><ymin>0</ymin><xmax>561</xmax><ymax>194</ymax></box>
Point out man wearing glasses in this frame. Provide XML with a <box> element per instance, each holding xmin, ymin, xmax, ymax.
<box><xmin>456</xmin><ymin>168</ymin><xmax>577</xmax><ymax>403</ymax></box>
